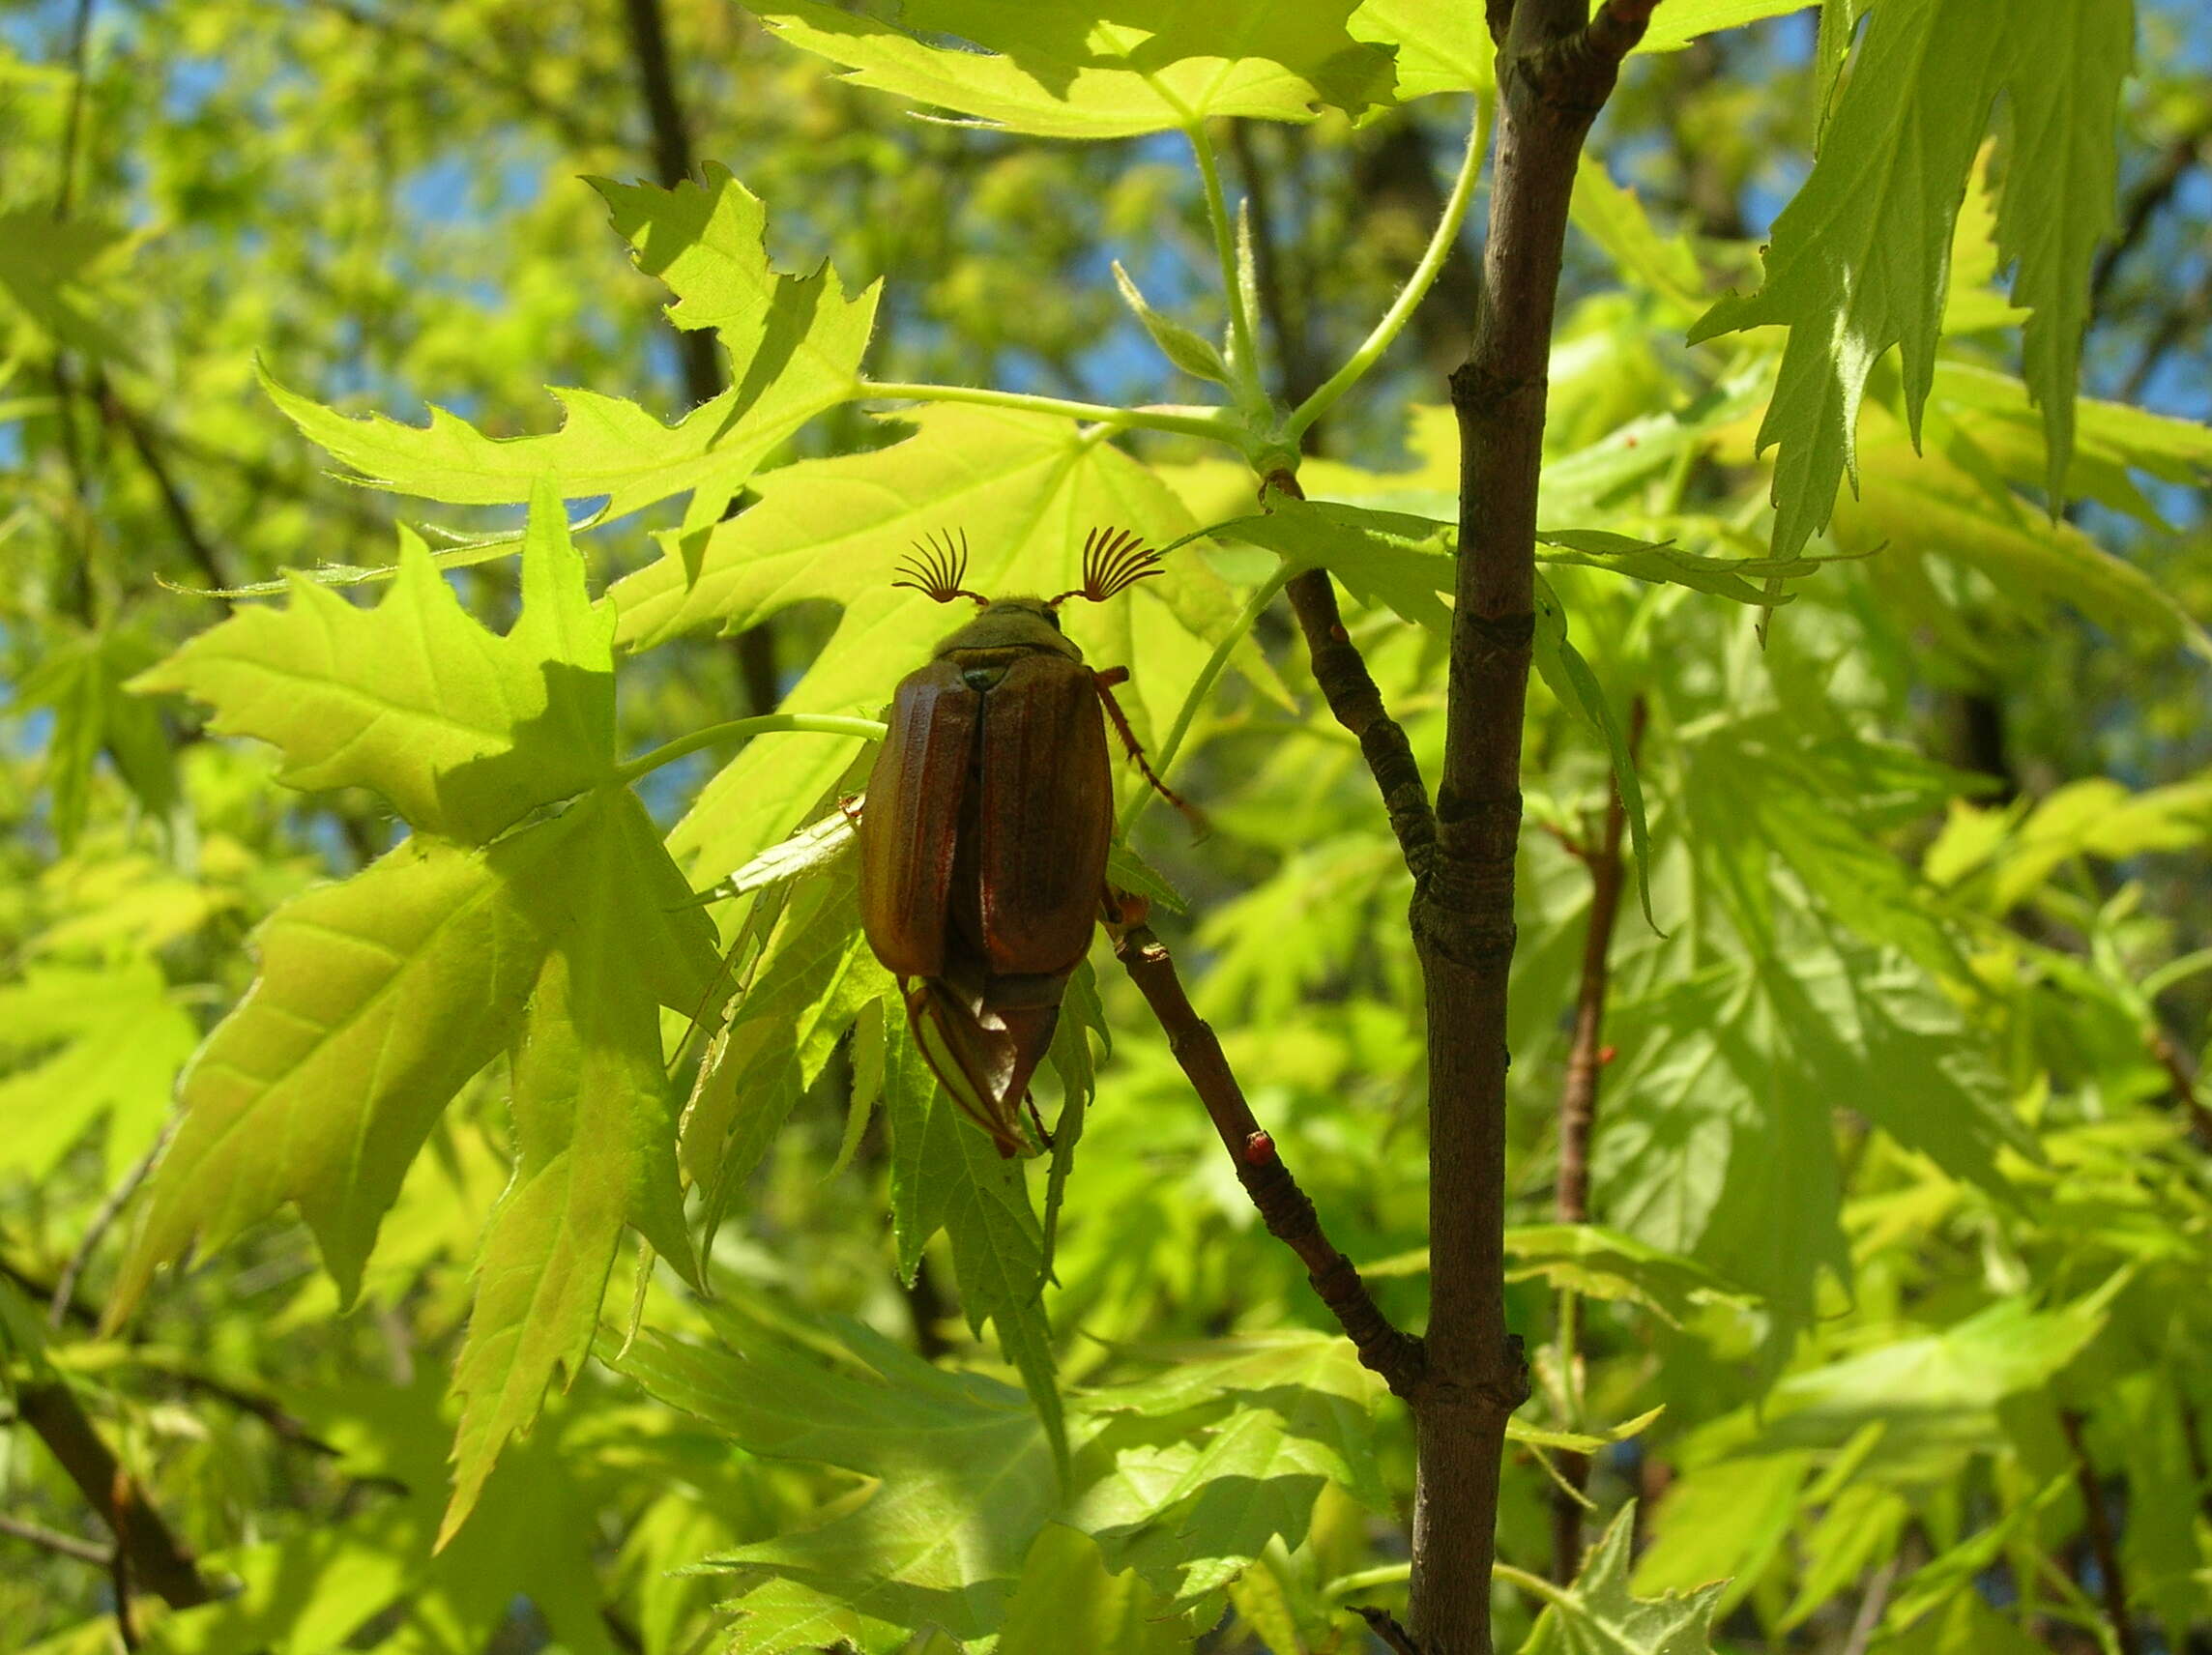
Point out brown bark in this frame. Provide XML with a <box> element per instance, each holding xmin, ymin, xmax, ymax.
<box><xmin>2060</xmin><ymin>1408</ymin><xmax>2139</xmax><ymax>1655</ymax></box>
<box><xmin>1548</xmin><ymin>703</ymin><xmax>1638</xmax><ymax>1583</ymax></box>
<box><xmin>15</xmin><ymin>1380</ymin><xmax>213</xmax><ymax>1611</ymax></box>
<box><xmin>1413</xmin><ymin>4</ymin><xmax>1657</xmax><ymax>1648</ymax></box>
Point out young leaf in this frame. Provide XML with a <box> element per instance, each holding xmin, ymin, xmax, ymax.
<box><xmin>682</xmin><ymin>865</ymin><xmax>889</xmax><ymax>1236</ymax></box>
<box><xmin>1111</xmin><ymin>260</ymin><xmax>1231</xmax><ymax>385</ymax></box>
<box><xmin>1083</xmin><ymin>1334</ymin><xmax>1389</xmax><ymax>1604</ymax></box>
<box><xmin>0</xmin><ymin>962</ymin><xmax>197</xmax><ymax>1186</ymax></box>
<box><xmin>263</xmin><ymin>171</ymin><xmax>874</xmax><ymax>527</ymax></box>
<box><xmin>1520</xmin><ymin>1502</ymin><xmax>1724</xmax><ymax>1655</ymax></box>
<box><xmin>1000</xmin><ymin>1524</ymin><xmax>1190</xmax><ymax>1655</ymax></box>
<box><xmin>131</xmin><ymin>494</ymin><xmax>612</xmax><ymax>845</ymax></box>
<box><xmin>609</xmin><ymin>1303</ymin><xmax>1062</xmax><ymax>1650</ymax></box>
<box><xmin>15</xmin><ymin>625</ymin><xmax>176</xmax><ymax>848</ymax></box>
<box><xmin>1689</xmin><ymin>0</ymin><xmax>2130</xmax><ymax>557</ymax></box>
<box><xmin>109</xmin><ymin>833</ymin><xmax>553</xmax><ymax>1319</ymax></box>
<box><xmin>885</xmin><ymin>1010</ymin><xmax>1066</xmax><ymax>1479</ymax></box>
<box><xmin>749</xmin><ymin>0</ymin><xmax>1396</xmax><ymax>137</ymax></box>
<box><xmin>442</xmin><ymin>786</ymin><xmax>720</xmax><ymax>1542</ymax></box>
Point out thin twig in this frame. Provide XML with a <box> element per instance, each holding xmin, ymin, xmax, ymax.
<box><xmin>54</xmin><ymin>0</ymin><xmax>98</xmax><ymax>220</ymax></box>
<box><xmin>1355</xmin><ymin>1605</ymin><xmax>1428</xmax><ymax>1655</ymax></box>
<box><xmin>0</xmin><ymin>1513</ymin><xmax>112</xmax><ymax>1566</ymax></box>
<box><xmin>1555</xmin><ymin>699</ymin><xmax>1644</xmax><ymax>1231</ymax></box>
<box><xmin>1548</xmin><ymin>701</ymin><xmax>1642</xmax><ymax>1583</ymax></box>
<box><xmin>1840</xmin><ymin>1556</ymin><xmax>1901</xmax><ymax>1655</ymax></box>
<box><xmin>98</xmin><ymin>384</ymin><xmax>235</xmax><ymax>597</ymax></box>
<box><xmin>1266</xmin><ymin>473</ymin><xmax>1440</xmax><ymax>881</ymax></box>
<box><xmin>2091</xmin><ymin>118</ymin><xmax>2212</xmax><ymax>310</ymax></box>
<box><xmin>2059</xmin><ymin>1408</ymin><xmax>2139</xmax><ymax>1655</ymax></box>
<box><xmin>1109</xmin><ymin>921</ymin><xmax>1426</xmax><ymax>1399</ymax></box>
<box><xmin>51</xmin><ymin>1120</ymin><xmax>173</xmax><ymax>1330</ymax></box>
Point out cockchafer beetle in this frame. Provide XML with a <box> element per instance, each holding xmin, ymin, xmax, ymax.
<box><xmin>857</xmin><ymin>526</ymin><xmax>1191</xmax><ymax>1155</ymax></box>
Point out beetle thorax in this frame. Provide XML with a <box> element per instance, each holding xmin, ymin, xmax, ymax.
<box><xmin>931</xmin><ymin>596</ymin><xmax>1085</xmax><ymax>663</ymax></box>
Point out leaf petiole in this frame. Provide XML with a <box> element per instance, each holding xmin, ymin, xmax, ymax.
<box><xmin>1284</xmin><ymin>96</ymin><xmax>1491</xmax><ymax>444</ymax></box>
<box><xmin>857</xmin><ymin>379</ymin><xmax>1248</xmax><ymax>449</ymax></box>
<box><xmin>613</xmin><ymin>713</ymin><xmax>886</xmax><ymax>785</ymax></box>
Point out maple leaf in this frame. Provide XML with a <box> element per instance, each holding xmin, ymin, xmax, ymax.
<box><xmin>1690</xmin><ymin>0</ymin><xmax>2130</xmax><ymax>557</ymax></box>
<box><xmin>1521</xmin><ymin>1504</ymin><xmax>1724</xmax><ymax>1655</ymax></box>
<box><xmin>263</xmin><ymin>170</ymin><xmax>875</xmax><ymax>528</ymax></box>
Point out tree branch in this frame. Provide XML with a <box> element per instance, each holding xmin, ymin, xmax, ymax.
<box><xmin>1547</xmin><ymin>700</ymin><xmax>1641</xmax><ymax>1583</ymax></box>
<box><xmin>15</xmin><ymin>1379</ymin><xmax>214</xmax><ymax>1610</ymax></box>
<box><xmin>1109</xmin><ymin>921</ymin><xmax>1426</xmax><ymax>1399</ymax></box>
<box><xmin>98</xmin><ymin>384</ymin><xmax>235</xmax><ymax>597</ymax></box>
<box><xmin>2092</xmin><ymin>116</ymin><xmax>2211</xmax><ymax>312</ymax></box>
<box><xmin>1415</xmin><ymin>1</ymin><xmax>1656</xmax><ymax>1647</ymax></box>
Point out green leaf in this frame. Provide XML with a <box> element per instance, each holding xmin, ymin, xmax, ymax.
<box><xmin>1569</xmin><ymin>158</ymin><xmax>1705</xmax><ymax>316</ymax></box>
<box><xmin>1508</xmin><ymin>1405</ymin><xmax>1665</xmax><ymax>1455</ymax></box>
<box><xmin>1681</xmin><ymin>1281</ymin><xmax>2120</xmax><ymax>1477</ymax></box>
<box><xmin>1601</xmin><ymin>944</ymin><xmax>2026</xmax><ymax>1356</ymax></box>
<box><xmin>1836</xmin><ymin>388</ymin><xmax>2212</xmax><ymax>659</ymax></box>
<box><xmin>1081</xmin><ymin>1334</ymin><xmax>1388</xmax><ymax>1605</ymax></box>
<box><xmin>132</xmin><ymin>491</ymin><xmax>612</xmax><ymax>844</ymax></box>
<box><xmin>1535</xmin><ymin>529</ymin><xmax>1846</xmax><ymax>608</ymax></box>
<box><xmin>610</xmin><ymin>405</ymin><xmax>1231</xmax><ymax>882</ymax></box>
<box><xmin>750</xmin><ymin>0</ymin><xmax>1395</xmax><ymax>138</ymax></box>
<box><xmin>1689</xmin><ymin>0</ymin><xmax>2130</xmax><ymax>556</ymax></box>
<box><xmin>0</xmin><ymin>961</ymin><xmax>197</xmax><ymax>1185</ymax></box>
<box><xmin>1626</xmin><ymin>1454</ymin><xmax>1806</xmax><ymax>1626</ymax></box>
<box><xmin>1531</xmin><ymin>575</ymin><xmax>1655</xmax><ymax>930</ymax></box>
<box><xmin>1503</xmin><ymin>1225</ymin><xmax>1750</xmax><ymax>1326</ymax></box>
<box><xmin>0</xmin><ymin>213</ymin><xmax>141</xmax><ymax>366</ymax></box>
<box><xmin>999</xmin><ymin>1524</ymin><xmax>1190</xmax><ymax>1655</ymax></box>
<box><xmin>593</xmin><ymin>164</ymin><xmax>881</xmax><ymax>523</ymax></box>
<box><xmin>1637</xmin><ymin>0</ymin><xmax>1819</xmax><ymax>54</ymax></box>
<box><xmin>884</xmin><ymin>1009</ymin><xmax>1066</xmax><ymax>1481</ymax></box>
<box><xmin>442</xmin><ymin>785</ymin><xmax>719</xmax><ymax>1542</ymax></box>
<box><xmin>263</xmin><ymin>170</ymin><xmax>874</xmax><ymax>526</ymax></box>
<box><xmin>1987</xmin><ymin>2</ymin><xmax>2131</xmax><ymax>502</ymax></box>
<box><xmin>1213</xmin><ymin>496</ymin><xmax>1454</xmax><ymax>631</ymax></box>
<box><xmin>1528</xmin><ymin>1502</ymin><xmax>1725</xmax><ymax>1655</ymax></box>
<box><xmin>1111</xmin><ymin>261</ymin><xmax>1231</xmax><ymax>385</ymax></box>
<box><xmin>111</xmin><ymin>833</ymin><xmax>552</xmax><ymax>1318</ymax></box>
<box><xmin>1880</xmin><ymin>1474</ymin><xmax>2070</xmax><ymax>1636</ymax></box>
<box><xmin>15</xmin><ymin>624</ymin><xmax>177</xmax><ymax>848</ymax></box>
<box><xmin>609</xmin><ymin>1303</ymin><xmax>1061</xmax><ymax>1652</ymax></box>
<box><xmin>682</xmin><ymin>864</ymin><xmax>889</xmax><ymax>1237</ymax></box>
<box><xmin>1104</xmin><ymin>842</ymin><xmax>1187</xmax><ymax>916</ymax></box>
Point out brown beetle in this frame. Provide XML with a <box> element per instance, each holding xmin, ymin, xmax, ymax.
<box><xmin>857</xmin><ymin>527</ymin><xmax>1189</xmax><ymax>1155</ymax></box>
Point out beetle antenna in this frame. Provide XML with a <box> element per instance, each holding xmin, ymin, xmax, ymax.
<box><xmin>892</xmin><ymin>528</ymin><xmax>988</xmax><ymax>606</ymax></box>
<box><xmin>1050</xmin><ymin>525</ymin><xmax>1166</xmax><ymax>606</ymax></box>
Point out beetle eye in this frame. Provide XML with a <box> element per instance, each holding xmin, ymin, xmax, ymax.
<box><xmin>1042</xmin><ymin>610</ymin><xmax>1062</xmax><ymax>631</ymax></box>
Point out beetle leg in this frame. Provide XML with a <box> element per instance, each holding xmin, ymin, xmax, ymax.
<box><xmin>1022</xmin><ymin>1089</ymin><xmax>1056</xmax><ymax>1150</ymax></box>
<box><xmin>1091</xmin><ymin>670</ymin><xmax>1208</xmax><ymax>831</ymax></box>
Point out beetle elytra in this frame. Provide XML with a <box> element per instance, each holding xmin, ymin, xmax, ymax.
<box><xmin>857</xmin><ymin>527</ymin><xmax>1191</xmax><ymax>1154</ymax></box>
